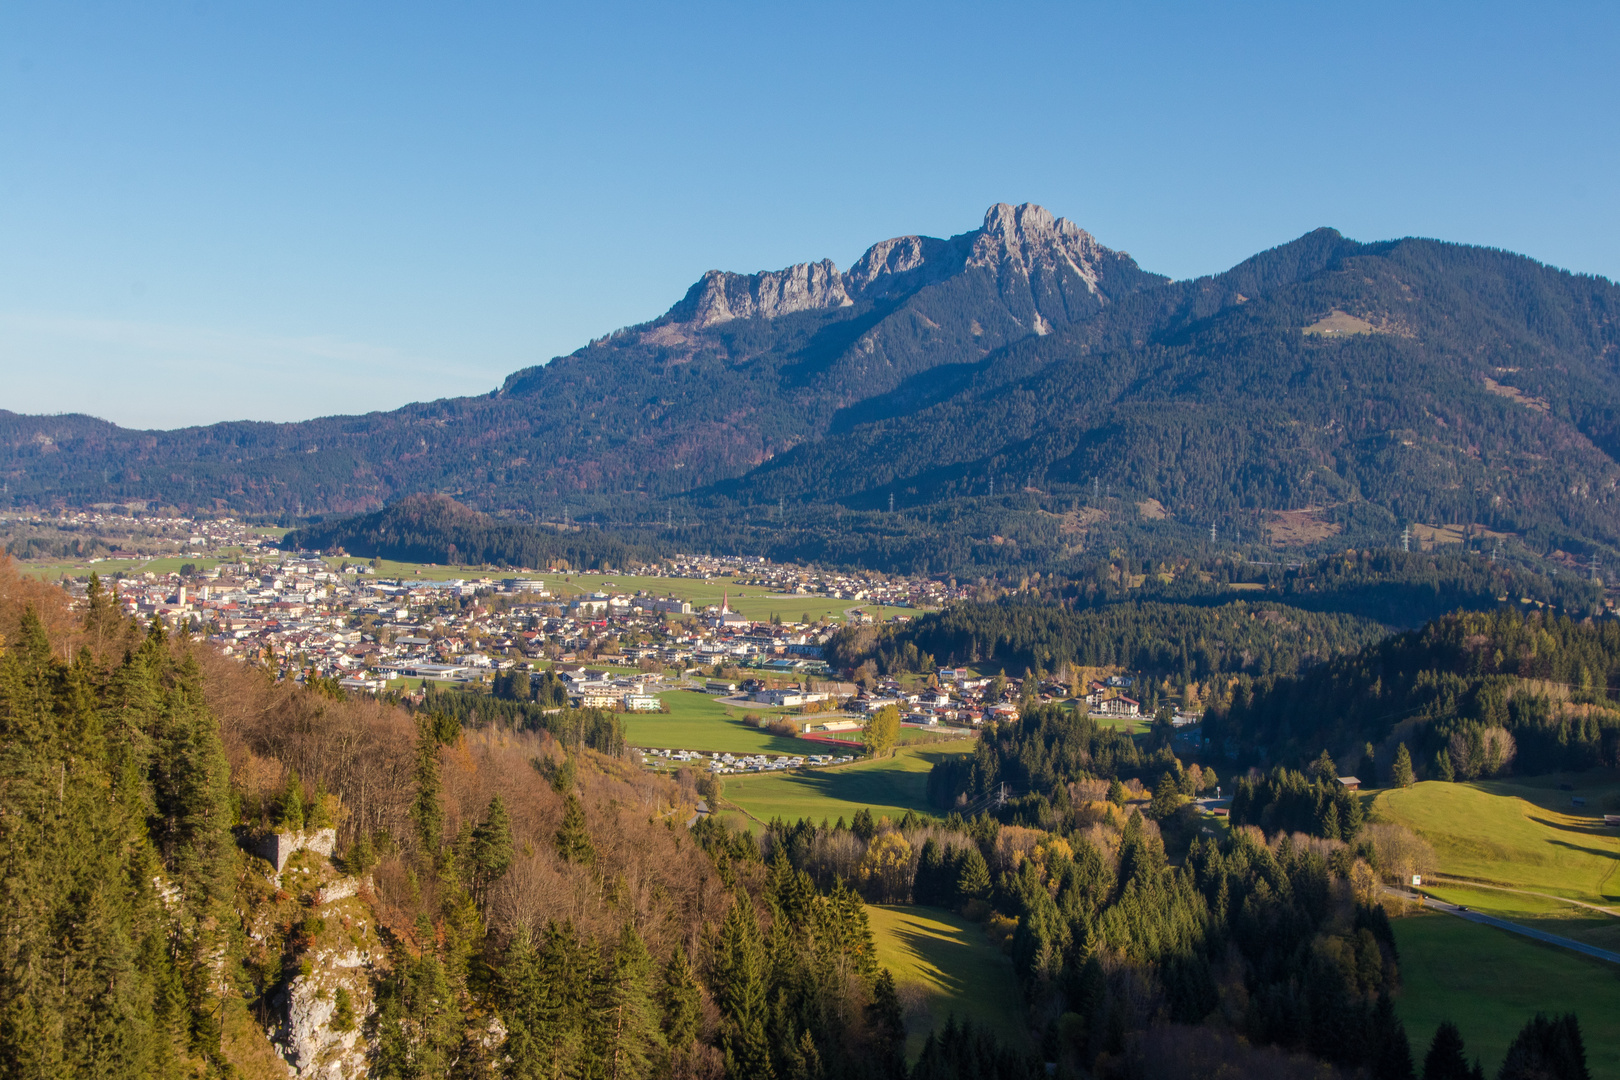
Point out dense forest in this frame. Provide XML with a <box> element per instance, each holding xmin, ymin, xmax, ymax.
<box><xmin>825</xmin><ymin>548</ymin><xmax>1600</xmax><ymax>687</ymax></box>
<box><xmin>282</xmin><ymin>494</ymin><xmax>658</xmax><ymax>571</ymax></box>
<box><xmin>8</xmin><ymin>211</ymin><xmax>1620</xmax><ymax>574</ymax></box>
<box><xmin>1207</xmin><ymin>608</ymin><xmax>1620</xmax><ymax>778</ymax></box>
<box><xmin>831</xmin><ymin>598</ymin><xmax>1388</xmax><ymax>683</ymax></box>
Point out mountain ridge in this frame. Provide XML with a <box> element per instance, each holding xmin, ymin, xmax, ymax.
<box><xmin>4</xmin><ymin>203</ymin><xmax>1619</xmax><ymax>572</ymax></box>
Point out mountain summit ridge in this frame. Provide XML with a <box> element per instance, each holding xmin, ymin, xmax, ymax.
<box><xmin>666</xmin><ymin>202</ymin><xmax>1128</xmax><ymax>329</ymax></box>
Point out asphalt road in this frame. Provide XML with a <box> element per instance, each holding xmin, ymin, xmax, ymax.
<box><xmin>1387</xmin><ymin>888</ymin><xmax>1620</xmax><ymax>966</ymax></box>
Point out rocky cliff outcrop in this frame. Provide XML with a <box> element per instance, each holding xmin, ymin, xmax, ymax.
<box><xmin>668</xmin><ymin>259</ymin><xmax>852</xmax><ymax>327</ymax></box>
<box><xmin>664</xmin><ymin>202</ymin><xmax>1133</xmax><ymax>329</ymax></box>
<box><xmin>240</xmin><ymin>844</ymin><xmax>380</xmax><ymax>1080</ymax></box>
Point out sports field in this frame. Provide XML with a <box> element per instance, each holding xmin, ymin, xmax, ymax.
<box><xmin>720</xmin><ymin>741</ymin><xmax>975</xmax><ymax>825</ymax></box>
<box><xmin>1392</xmin><ymin>913</ymin><xmax>1620</xmax><ymax>1076</ymax></box>
<box><xmin>621</xmin><ymin>691</ymin><xmax>806</xmax><ymax>755</ymax></box>
<box><xmin>867</xmin><ymin>904</ymin><xmax>1027</xmax><ymax>1059</ymax></box>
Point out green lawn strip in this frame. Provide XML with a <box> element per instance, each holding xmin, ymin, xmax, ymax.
<box><xmin>1392</xmin><ymin>912</ymin><xmax>1620</xmax><ymax>1076</ymax></box>
<box><xmin>866</xmin><ymin>904</ymin><xmax>1028</xmax><ymax>1060</ymax></box>
<box><xmin>1371</xmin><ymin>779</ymin><xmax>1620</xmax><ymax>906</ymax></box>
<box><xmin>719</xmin><ymin>742</ymin><xmax>975</xmax><ymax>825</ymax></box>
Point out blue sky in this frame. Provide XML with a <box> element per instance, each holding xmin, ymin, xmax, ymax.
<box><xmin>2</xmin><ymin>2</ymin><xmax>1616</xmax><ymax>429</ymax></box>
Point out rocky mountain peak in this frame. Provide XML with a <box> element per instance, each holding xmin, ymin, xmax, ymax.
<box><xmin>664</xmin><ymin>202</ymin><xmax>1122</xmax><ymax>329</ymax></box>
<box><xmin>968</xmin><ymin>202</ymin><xmax>1105</xmax><ymax>292</ymax></box>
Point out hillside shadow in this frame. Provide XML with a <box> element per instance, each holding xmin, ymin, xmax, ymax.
<box><xmin>1528</xmin><ymin>814</ymin><xmax>1618</xmax><ymax>843</ymax></box>
<box><xmin>889</xmin><ymin>922</ymin><xmax>974</xmax><ymax>997</ymax></box>
<box><xmin>772</xmin><ymin>765</ymin><xmax>927</xmax><ymax>808</ymax></box>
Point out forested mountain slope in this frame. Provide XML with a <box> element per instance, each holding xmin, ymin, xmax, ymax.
<box><xmin>1206</xmin><ymin>607</ymin><xmax>1620</xmax><ymax>776</ymax></box>
<box><xmin>6</xmin><ymin>203</ymin><xmax>1620</xmax><ymax>565</ymax></box>
<box><xmin>725</xmin><ymin>230</ymin><xmax>1620</xmax><ymax>557</ymax></box>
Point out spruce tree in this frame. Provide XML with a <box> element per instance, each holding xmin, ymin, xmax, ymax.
<box><xmin>601</xmin><ymin>922</ymin><xmax>664</xmax><ymax>1080</ymax></box>
<box><xmin>410</xmin><ymin>716</ymin><xmax>445</xmax><ymax>860</ymax></box>
<box><xmin>1435</xmin><ymin>750</ymin><xmax>1456</xmax><ymax>783</ymax></box>
<box><xmin>715</xmin><ymin>898</ymin><xmax>773</xmax><ymax>1080</ymax></box>
<box><xmin>1392</xmin><ymin>743</ymin><xmax>1415</xmax><ymax>788</ymax></box>
<box><xmin>1422</xmin><ymin>1021</ymin><xmax>1470</xmax><ymax>1080</ymax></box>
<box><xmin>499</xmin><ymin>926</ymin><xmax>546</xmax><ymax>1080</ymax></box>
<box><xmin>1497</xmin><ymin>1013</ymin><xmax>1589</xmax><ymax>1080</ymax></box>
<box><xmin>955</xmin><ymin>846</ymin><xmax>991</xmax><ymax>903</ymax></box>
<box><xmin>472</xmin><ymin>794</ymin><xmax>515</xmax><ymax>905</ymax></box>
<box><xmin>555</xmin><ymin>793</ymin><xmax>595</xmax><ymax>865</ymax></box>
<box><xmin>659</xmin><ymin>943</ymin><xmax>702</xmax><ymax>1053</ymax></box>
<box><xmin>1312</xmin><ymin>748</ymin><xmax>1339</xmax><ymax>784</ymax></box>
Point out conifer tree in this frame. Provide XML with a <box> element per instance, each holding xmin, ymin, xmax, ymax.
<box><xmin>955</xmin><ymin>846</ymin><xmax>991</xmax><ymax>903</ymax></box>
<box><xmin>1435</xmin><ymin>750</ymin><xmax>1456</xmax><ymax>782</ymax></box>
<box><xmin>600</xmin><ymin>922</ymin><xmax>664</xmax><ymax>1080</ymax></box>
<box><xmin>499</xmin><ymin>926</ymin><xmax>547</xmax><ymax>1080</ymax></box>
<box><xmin>1369</xmin><ymin>991</ymin><xmax>1415</xmax><ymax>1080</ymax></box>
<box><xmin>1422</xmin><ymin>1021</ymin><xmax>1471</xmax><ymax>1080</ymax></box>
<box><xmin>471</xmin><ymin>794</ymin><xmax>514</xmax><ymax>905</ymax></box>
<box><xmin>556</xmin><ymin>793</ymin><xmax>595</xmax><ymax>865</ymax></box>
<box><xmin>410</xmin><ymin>717</ymin><xmax>445</xmax><ymax>860</ymax></box>
<box><xmin>715</xmin><ymin>897</ymin><xmax>773</xmax><ymax>1080</ymax></box>
<box><xmin>867</xmin><ymin>968</ymin><xmax>905</xmax><ymax>1073</ymax></box>
<box><xmin>276</xmin><ymin>768</ymin><xmax>307</xmax><ymax>830</ymax></box>
<box><xmin>1497</xmin><ymin>1013</ymin><xmax>1589</xmax><ymax>1080</ymax></box>
<box><xmin>658</xmin><ymin>943</ymin><xmax>702</xmax><ymax>1053</ymax></box>
<box><xmin>1392</xmin><ymin>743</ymin><xmax>1415</xmax><ymax>788</ymax></box>
<box><xmin>851</xmin><ymin>808</ymin><xmax>876</xmax><ymax>842</ymax></box>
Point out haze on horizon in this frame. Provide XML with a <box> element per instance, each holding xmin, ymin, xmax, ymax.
<box><xmin>1</xmin><ymin>1</ymin><xmax>1616</xmax><ymax>430</ymax></box>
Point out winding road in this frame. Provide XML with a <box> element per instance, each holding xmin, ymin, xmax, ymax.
<box><xmin>1385</xmin><ymin>888</ymin><xmax>1620</xmax><ymax>966</ymax></box>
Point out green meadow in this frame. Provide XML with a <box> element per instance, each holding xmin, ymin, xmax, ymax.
<box><xmin>1392</xmin><ymin>913</ymin><xmax>1620</xmax><ymax>1077</ymax></box>
<box><xmin>866</xmin><ymin>904</ymin><xmax>1026</xmax><ymax>1059</ymax></box>
<box><xmin>1371</xmin><ymin>776</ymin><xmax>1620</xmax><ymax>910</ymax></box>
<box><xmin>720</xmin><ymin>741</ymin><xmax>975</xmax><ymax>825</ymax></box>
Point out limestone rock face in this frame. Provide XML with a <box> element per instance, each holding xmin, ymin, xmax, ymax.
<box><xmin>968</xmin><ymin>202</ymin><xmax>1107</xmax><ymax>293</ymax></box>
<box><xmin>843</xmin><ymin>233</ymin><xmax>968</xmax><ymax>300</ymax></box>
<box><xmin>663</xmin><ymin>202</ymin><xmax>1128</xmax><ymax>329</ymax></box>
<box><xmin>671</xmin><ymin>259</ymin><xmax>851</xmax><ymax>328</ymax></box>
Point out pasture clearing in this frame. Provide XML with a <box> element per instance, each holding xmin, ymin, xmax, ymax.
<box><xmin>866</xmin><ymin>904</ymin><xmax>1026</xmax><ymax>1059</ymax></box>
<box><xmin>1370</xmin><ymin>777</ymin><xmax>1620</xmax><ymax>909</ymax></box>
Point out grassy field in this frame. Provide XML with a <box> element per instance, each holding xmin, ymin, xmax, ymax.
<box><xmin>21</xmin><ymin>555</ymin><xmax>230</xmax><ymax>580</ymax></box>
<box><xmin>866</xmin><ymin>904</ymin><xmax>1026</xmax><ymax>1059</ymax></box>
<box><xmin>541</xmin><ymin>571</ymin><xmax>927</xmax><ymax>624</ymax></box>
<box><xmin>1392</xmin><ymin>913</ymin><xmax>1620</xmax><ymax>1076</ymax></box>
<box><xmin>1371</xmin><ymin>777</ymin><xmax>1620</xmax><ymax>909</ymax></box>
<box><xmin>720</xmin><ymin>741</ymin><xmax>975</xmax><ymax>825</ymax></box>
<box><xmin>621</xmin><ymin>691</ymin><xmax>808</xmax><ymax>755</ymax></box>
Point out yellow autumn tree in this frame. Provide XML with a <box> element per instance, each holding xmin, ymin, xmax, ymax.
<box><xmin>857</xmin><ymin>830</ymin><xmax>913</xmax><ymax>903</ymax></box>
<box><xmin>863</xmin><ymin>704</ymin><xmax>901</xmax><ymax>758</ymax></box>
